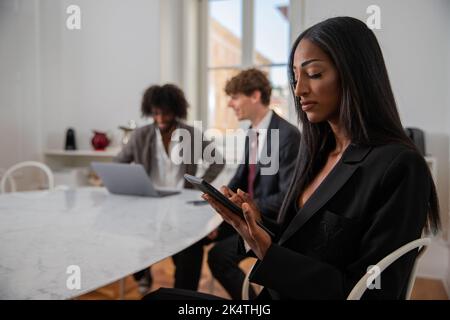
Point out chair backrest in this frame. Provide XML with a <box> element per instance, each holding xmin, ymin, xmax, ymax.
<box><xmin>242</xmin><ymin>262</ymin><xmax>257</xmax><ymax>300</ymax></box>
<box><xmin>347</xmin><ymin>237</ymin><xmax>431</xmax><ymax>300</ymax></box>
<box><xmin>241</xmin><ymin>237</ymin><xmax>431</xmax><ymax>300</ymax></box>
<box><xmin>0</xmin><ymin>161</ymin><xmax>54</xmax><ymax>193</ymax></box>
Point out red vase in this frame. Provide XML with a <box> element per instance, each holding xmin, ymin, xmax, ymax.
<box><xmin>91</xmin><ymin>131</ymin><xmax>110</xmax><ymax>150</ymax></box>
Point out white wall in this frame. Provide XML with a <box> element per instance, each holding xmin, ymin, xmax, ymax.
<box><xmin>40</xmin><ymin>0</ymin><xmax>161</xmax><ymax>150</ymax></box>
<box><xmin>1</xmin><ymin>0</ymin><xmax>162</xmax><ymax>156</ymax></box>
<box><xmin>0</xmin><ymin>0</ymin><xmax>42</xmax><ymax>171</ymax></box>
<box><xmin>0</xmin><ymin>0</ymin><xmax>161</xmax><ymax>187</ymax></box>
<box><xmin>159</xmin><ymin>0</ymin><xmax>201</xmax><ymax>123</ymax></box>
<box><xmin>160</xmin><ymin>0</ymin><xmax>183</xmax><ymax>87</ymax></box>
<box><xmin>444</xmin><ymin>0</ymin><xmax>450</xmax><ymax>295</ymax></box>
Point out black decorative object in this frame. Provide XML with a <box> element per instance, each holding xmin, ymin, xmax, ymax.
<box><xmin>64</xmin><ymin>128</ymin><xmax>77</xmax><ymax>150</ymax></box>
<box><xmin>404</xmin><ymin>127</ymin><xmax>425</xmax><ymax>156</ymax></box>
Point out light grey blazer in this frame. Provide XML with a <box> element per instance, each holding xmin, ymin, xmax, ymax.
<box><xmin>114</xmin><ymin>122</ymin><xmax>225</xmax><ymax>188</ymax></box>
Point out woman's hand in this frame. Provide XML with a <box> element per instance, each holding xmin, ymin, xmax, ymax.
<box><xmin>221</xmin><ymin>187</ymin><xmax>262</xmax><ymax>222</ymax></box>
<box><xmin>202</xmin><ymin>187</ymin><xmax>272</xmax><ymax>260</ymax></box>
<box><xmin>206</xmin><ymin>228</ymin><xmax>219</xmax><ymax>240</ymax></box>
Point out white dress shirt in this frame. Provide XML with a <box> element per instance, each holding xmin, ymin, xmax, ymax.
<box><xmin>249</xmin><ymin>109</ymin><xmax>273</xmax><ymax>161</ymax></box>
<box><xmin>150</xmin><ymin>127</ymin><xmax>184</xmax><ymax>189</ymax></box>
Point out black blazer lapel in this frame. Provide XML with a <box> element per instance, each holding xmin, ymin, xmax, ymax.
<box><xmin>278</xmin><ymin>144</ymin><xmax>372</xmax><ymax>245</ymax></box>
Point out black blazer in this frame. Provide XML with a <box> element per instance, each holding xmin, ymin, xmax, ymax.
<box><xmin>228</xmin><ymin>112</ymin><xmax>300</xmax><ymax>220</ymax></box>
<box><xmin>249</xmin><ymin>143</ymin><xmax>432</xmax><ymax>300</ymax></box>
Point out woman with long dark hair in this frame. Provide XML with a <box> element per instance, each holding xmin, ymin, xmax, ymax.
<box><xmin>203</xmin><ymin>16</ymin><xmax>440</xmax><ymax>299</ymax></box>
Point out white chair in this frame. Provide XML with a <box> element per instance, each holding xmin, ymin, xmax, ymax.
<box><xmin>347</xmin><ymin>237</ymin><xmax>430</xmax><ymax>300</ymax></box>
<box><xmin>242</xmin><ymin>261</ymin><xmax>258</xmax><ymax>300</ymax></box>
<box><xmin>241</xmin><ymin>237</ymin><xmax>431</xmax><ymax>300</ymax></box>
<box><xmin>0</xmin><ymin>161</ymin><xmax>54</xmax><ymax>193</ymax></box>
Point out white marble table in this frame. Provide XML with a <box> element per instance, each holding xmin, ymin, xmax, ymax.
<box><xmin>0</xmin><ymin>187</ymin><xmax>222</xmax><ymax>300</ymax></box>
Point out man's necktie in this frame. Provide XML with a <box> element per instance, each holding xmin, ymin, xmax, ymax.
<box><xmin>247</xmin><ymin>130</ymin><xmax>259</xmax><ymax>199</ymax></box>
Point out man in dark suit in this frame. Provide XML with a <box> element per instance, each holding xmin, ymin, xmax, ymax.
<box><xmin>114</xmin><ymin>84</ymin><xmax>224</xmax><ymax>295</ymax></box>
<box><xmin>207</xmin><ymin>68</ymin><xmax>300</xmax><ymax>299</ymax></box>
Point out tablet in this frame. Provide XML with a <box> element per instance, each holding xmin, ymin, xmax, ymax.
<box><xmin>184</xmin><ymin>174</ymin><xmax>274</xmax><ymax>237</ymax></box>
<box><xmin>184</xmin><ymin>174</ymin><xmax>244</xmax><ymax>218</ymax></box>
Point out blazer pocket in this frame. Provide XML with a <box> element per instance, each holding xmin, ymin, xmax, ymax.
<box><xmin>322</xmin><ymin>210</ymin><xmax>356</xmax><ymax>231</ymax></box>
<box><xmin>312</xmin><ymin>210</ymin><xmax>357</xmax><ymax>264</ymax></box>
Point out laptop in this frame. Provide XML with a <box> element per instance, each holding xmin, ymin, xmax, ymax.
<box><xmin>91</xmin><ymin>162</ymin><xmax>181</xmax><ymax>197</ymax></box>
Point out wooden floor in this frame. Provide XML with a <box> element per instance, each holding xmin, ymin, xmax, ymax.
<box><xmin>78</xmin><ymin>246</ymin><xmax>448</xmax><ymax>300</ymax></box>
<box><xmin>410</xmin><ymin>278</ymin><xmax>448</xmax><ymax>300</ymax></box>
<box><xmin>78</xmin><ymin>245</ymin><xmax>236</xmax><ymax>300</ymax></box>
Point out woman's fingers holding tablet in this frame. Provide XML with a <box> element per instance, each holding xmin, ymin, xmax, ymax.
<box><xmin>220</xmin><ymin>186</ymin><xmax>235</xmax><ymax>198</ymax></box>
<box><xmin>237</xmin><ymin>189</ymin><xmax>260</xmax><ymax>221</ymax></box>
<box><xmin>202</xmin><ymin>194</ymin><xmax>243</xmax><ymax>228</ymax></box>
<box><xmin>242</xmin><ymin>203</ymin><xmax>272</xmax><ymax>260</ymax></box>
<box><xmin>220</xmin><ymin>186</ymin><xmax>246</xmax><ymax>207</ymax></box>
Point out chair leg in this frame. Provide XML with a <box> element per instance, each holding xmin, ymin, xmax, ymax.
<box><xmin>118</xmin><ymin>278</ymin><xmax>126</xmax><ymax>300</ymax></box>
<box><xmin>208</xmin><ymin>277</ymin><xmax>216</xmax><ymax>295</ymax></box>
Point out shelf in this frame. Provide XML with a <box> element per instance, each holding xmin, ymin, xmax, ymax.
<box><xmin>44</xmin><ymin>148</ymin><xmax>120</xmax><ymax>157</ymax></box>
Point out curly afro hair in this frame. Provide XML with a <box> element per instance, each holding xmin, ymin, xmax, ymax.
<box><xmin>141</xmin><ymin>84</ymin><xmax>189</xmax><ymax>119</ymax></box>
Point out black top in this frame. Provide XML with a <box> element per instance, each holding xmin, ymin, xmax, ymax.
<box><xmin>246</xmin><ymin>143</ymin><xmax>431</xmax><ymax>300</ymax></box>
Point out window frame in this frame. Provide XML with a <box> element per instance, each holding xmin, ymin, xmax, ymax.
<box><xmin>198</xmin><ymin>0</ymin><xmax>305</xmax><ymax>128</ymax></box>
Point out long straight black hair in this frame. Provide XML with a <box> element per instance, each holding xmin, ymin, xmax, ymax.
<box><xmin>279</xmin><ymin>17</ymin><xmax>440</xmax><ymax>234</ymax></box>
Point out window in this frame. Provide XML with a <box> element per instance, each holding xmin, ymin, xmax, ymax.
<box><xmin>204</xmin><ymin>0</ymin><xmax>296</xmax><ymax>131</ymax></box>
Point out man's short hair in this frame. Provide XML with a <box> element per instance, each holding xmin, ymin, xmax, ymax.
<box><xmin>224</xmin><ymin>68</ymin><xmax>272</xmax><ymax>106</ymax></box>
<box><xmin>141</xmin><ymin>84</ymin><xmax>189</xmax><ymax>119</ymax></box>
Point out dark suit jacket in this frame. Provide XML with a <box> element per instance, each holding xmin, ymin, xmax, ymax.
<box><xmin>114</xmin><ymin>122</ymin><xmax>224</xmax><ymax>187</ymax></box>
<box><xmin>228</xmin><ymin>112</ymin><xmax>300</xmax><ymax>220</ymax></box>
<box><xmin>248</xmin><ymin>143</ymin><xmax>432</xmax><ymax>299</ymax></box>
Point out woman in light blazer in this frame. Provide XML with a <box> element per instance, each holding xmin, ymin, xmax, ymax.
<box><xmin>203</xmin><ymin>16</ymin><xmax>441</xmax><ymax>300</ymax></box>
